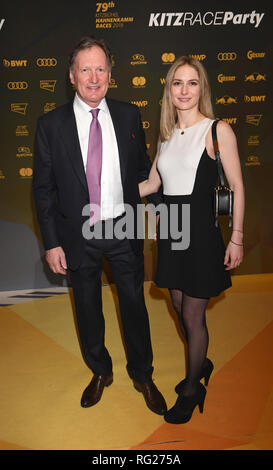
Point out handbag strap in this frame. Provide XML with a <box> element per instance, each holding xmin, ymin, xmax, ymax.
<box><xmin>211</xmin><ymin>120</ymin><xmax>225</xmax><ymax>188</ymax></box>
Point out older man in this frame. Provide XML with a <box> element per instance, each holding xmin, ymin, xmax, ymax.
<box><xmin>33</xmin><ymin>36</ymin><xmax>166</xmax><ymax>415</ymax></box>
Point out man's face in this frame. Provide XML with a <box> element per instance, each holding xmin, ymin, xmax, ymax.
<box><xmin>69</xmin><ymin>46</ymin><xmax>111</xmax><ymax>107</ymax></box>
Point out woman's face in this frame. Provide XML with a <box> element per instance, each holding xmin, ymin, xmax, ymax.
<box><xmin>170</xmin><ymin>64</ymin><xmax>201</xmax><ymax>112</ymax></box>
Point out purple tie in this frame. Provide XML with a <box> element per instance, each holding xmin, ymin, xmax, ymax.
<box><xmin>86</xmin><ymin>108</ymin><xmax>102</xmax><ymax>225</ymax></box>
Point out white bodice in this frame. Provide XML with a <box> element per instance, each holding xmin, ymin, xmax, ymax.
<box><xmin>157</xmin><ymin>118</ymin><xmax>213</xmax><ymax>195</ymax></box>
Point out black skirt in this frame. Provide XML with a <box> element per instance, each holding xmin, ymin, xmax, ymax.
<box><xmin>154</xmin><ymin>150</ymin><xmax>232</xmax><ymax>298</ymax></box>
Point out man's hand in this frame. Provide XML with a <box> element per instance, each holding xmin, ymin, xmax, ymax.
<box><xmin>46</xmin><ymin>246</ymin><xmax>67</xmax><ymax>275</ymax></box>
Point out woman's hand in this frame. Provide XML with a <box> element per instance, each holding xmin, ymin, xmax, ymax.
<box><xmin>224</xmin><ymin>240</ymin><xmax>243</xmax><ymax>270</ymax></box>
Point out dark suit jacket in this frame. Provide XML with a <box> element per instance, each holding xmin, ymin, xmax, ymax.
<box><xmin>33</xmin><ymin>97</ymin><xmax>162</xmax><ymax>270</ymax></box>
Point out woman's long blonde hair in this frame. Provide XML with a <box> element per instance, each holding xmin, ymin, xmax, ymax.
<box><xmin>160</xmin><ymin>56</ymin><xmax>214</xmax><ymax>142</ymax></box>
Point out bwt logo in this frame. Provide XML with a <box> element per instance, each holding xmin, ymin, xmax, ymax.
<box><xmin>221</xmin><ymin>117</ymin><xmax>238</xmax><ymax>125</ymax></box>
<box><xmin>7</xmin><ymin>81</ymin><xmax>28</xmax><ymax>90</ymax></box>
<box><xmin>244</xmin><ymin>95</ymin><xmax>266</xmax><ymax>103</ymax></box>
<box><xmin>3</xmin><ymin>59</ymin><xmax>28</xmax><ymax>67</ymax></box>
<box><xmin>36</xmin><ymin>58</ymin><xmax>57</xmax><ymax>66</ymax></box>
<box><xmin>132</xmin><ymin>76</ymin><xmax>146</xmax><ymax>87</ymax></box>
<box><xmin>162</xmin><ymin>53</ymin><xmax>175</xmax><ymax>63</ymax></box>
<box><xmin>217</xmin><ymin>52</ymin><xmax>237</xmax><ymax>61</ymax></box>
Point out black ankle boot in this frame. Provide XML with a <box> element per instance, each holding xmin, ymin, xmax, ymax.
<box><xmin>164</xmin><ymin>382</ymin><xmax>206</xmax><ymax>424</ymax></box>
<box><xmin>175</xmin><ymin>358</ymin><xmax>214</xmax><ymax>394</ymax></box>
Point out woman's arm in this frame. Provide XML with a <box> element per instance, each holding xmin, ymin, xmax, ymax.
<box><xmin>216</xmin><ymin>120</ymin><xmax>245</xmax><ymax>270</ymax></box>
<box><xmin>139</xmin><ymin>138</ymin><xmax>162</xmax><ymax>197</ymax></box>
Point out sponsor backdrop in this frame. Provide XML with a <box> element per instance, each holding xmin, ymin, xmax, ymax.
<box><xmin>0</xmin><ymin>0</ymin><xmax>272</xmax><ymax>290</ymax></box>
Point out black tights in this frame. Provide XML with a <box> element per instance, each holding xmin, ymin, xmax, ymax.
<box><xmin>169</xmin><ymin>289</ymin><xmax>209</xmax><ymax>396</ymax></box>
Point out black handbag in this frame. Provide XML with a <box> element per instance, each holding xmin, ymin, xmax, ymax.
<box><xmin>212</xmin><ymin>120</ymin><xmax>234</xmax><ymax>228</ymax></box>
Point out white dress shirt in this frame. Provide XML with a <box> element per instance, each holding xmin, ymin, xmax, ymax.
<box><xmin>73</xmin><ymin>93</ymin><xmax>125</xmax><ymax>219</ymax></box>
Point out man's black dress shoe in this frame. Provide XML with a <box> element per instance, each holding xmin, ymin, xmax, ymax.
<box><xmin>81</xmin><ymin>373</ymin><xmax>113</xmax><ymax>408</ymax></box>
<box><xmin>134</xmin><ymin>380</ymin><xmax>167</xmax><ymax>415</ymax></box>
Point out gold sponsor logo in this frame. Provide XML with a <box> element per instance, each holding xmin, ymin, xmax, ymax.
<box><xmin>109</xmin><ymin>78</ymin><xmax>118</xmax><ymax>88</ymax></box>
<box><xmin>44</xmin><ymin>103</ymin><xmax>56</xmax><ymax>113</ymax></box>
<box><xmin>16</xmin><ymin>146</ymin><xmax>32</xmax><ymax>157</ymax></box>
<box><xmin>11</xmin><ymin>103</ymin><xmax>28</xmax><ymax>115</ymax></box>
<box><xmin>189</xmin><ymin>54</ymin><xmax>206</xmax><ymax>61</ymax></box>
<box><xmin>217</xmin><ymin>52</ymin><xmax>237</xmax><ymax>61</ymax></box>
<box><xmin>142</xmin><ymin>121</ymin><xmax>150</xmax><ymax>129</ymax></box>
<box><xmin>221</xmin><ymin>117</ymin><xmax>238</xmax><ymax>124</ymax></box>
<box><xmin>40</xmin><ymin>80</ymin><xmax>57</xmax><ymax>92</ymax></box>
<box><xmin>36</xmin><ymin>58</ymin><xmax>57</xmax><ymax>67</ymax></box>
<box><xmin>16</xmin><ymin>125</ymin><xmax>29</xmax><ymax>136</ymax></box>
<box><xmin>218</xmin><ymin>74</ymin><xmax>236</xmax><ymax>83</ymax></box>
<box><xmin>131</xmin><ymin>100</ymin><xmax>148</xmax><ymax>107</ymax></box>
<box><xmin>0</xmin><ymin>169</ymin><xmax>6</xmax><ymax>180</ymax></box>
<box><xmin>247</xmin><ymin>50</ymin><xmax>266</xmax><ymax>60</ymax></box>
<box><xmin>132</xmin><ymin>76</ymin><xmax>146</xmax><ymax>87</ymax></box>
<box><xmin>95</xmin><ymin>11</ymin><xmax>134</xmax><ymax>28</ymax></box>
<box><xmin>96</xmin><ymin>1</ymin><xmax>115</xmax><ymax>12</ymax></box>
<box><xmin>246</xmin><ymin>114</ymin><xmax>262</xmax><ymax>126</ymax></box>
<box><xmin>248</xmin><ymin>136</ymin><xmax>260</xmax><ymax>146</ymax></box>
<box><xmin>244</xmin><ymin>95</ymin><xmax>266</xmax><ymax>103</ymax></box>
<box><xmin>245</xmin><ymin>155</ymin><xmax>261</xmax><ymax>166</ymax></box>
<box><xmin>161</xmin><ymin>52</ymin><xmax>175</xmax><ymax>63</ymax></box>
<box><xmin>19</xmin><ymin>168</ymin><xmax>33</xmax><ymax>178</ymax></box>
<box><xmin>7</xmin><ymin>81</ymin><xmax>28</xmax><ymax>90</ymax></box>
<box><xmin>216</xmin><ymin>95</ymin><xmax>237</xmax><ymax>105</ymax></box>
<box><xmin>245</xmin><ymin>72</ymin><xmax>266</xmax><ymax>82</ymax></box>
<box><xmin>3</xmin><ymin>59</ymin><xmax>28</xmax><ymax>67</ymax></box>
<box><xmin>130</xmin><ymin>53</ymin><xmax>147</xmax><ymax>65</ymax></box>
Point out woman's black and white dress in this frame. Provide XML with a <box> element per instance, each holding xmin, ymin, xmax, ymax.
<box><xmin>155</xmin><ymin>118</ymin><xmax>231</xmax><ymax>298</ymax></box>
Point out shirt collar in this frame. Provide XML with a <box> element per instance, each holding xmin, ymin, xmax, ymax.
<box><xmin>74</xmin><ymin>93</ymin><xmax>108</xmax><ymax>115</ymax></box>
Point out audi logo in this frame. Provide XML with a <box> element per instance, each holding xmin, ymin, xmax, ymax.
<box><xmin>217</xmin><ymin>52</ymin><xmax>237</xmax><ymax>61</ymax></box>
<box><xmin>36</xmin><ymin>58</ymin><xmax>57</xmax><ymax>66</ymax></box>
<box><xmin>7</xmin><ymin>81</ymin><xmax>28</xmax><ymax>90</ymax></box>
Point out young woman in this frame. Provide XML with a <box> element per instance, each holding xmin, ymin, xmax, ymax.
<box><xmin>139</xmin><ymin>56</ymin><xmax>245</xmax><ymax>424</ymax></box>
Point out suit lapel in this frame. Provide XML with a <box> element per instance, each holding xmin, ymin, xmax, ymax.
<box><xmin>59</xmin><ymin>102</ymin><xmax>88</xmax><ymax>193</ymax></box>
<box><xmin>106</xmin><ymin>98</ymin><xmax>127</xmax><ymax>184</ymax></box>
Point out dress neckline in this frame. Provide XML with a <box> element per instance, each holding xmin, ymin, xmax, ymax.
<box><xmin>174</xmin><ymin>117</ymin><xmax>209</xmax><ymax>133</ymax></box>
